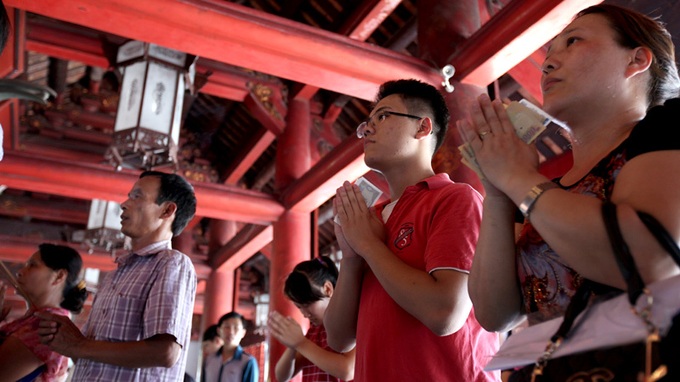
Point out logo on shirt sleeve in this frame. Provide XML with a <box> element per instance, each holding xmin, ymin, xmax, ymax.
<box><xmin>394</xmin><ymin>223</ymin><xmax>414</xmax><ymax>249</ymax></box>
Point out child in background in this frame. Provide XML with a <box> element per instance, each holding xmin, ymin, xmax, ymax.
<box><xmin>268</xmin><ymin>257</ymin><xmax>355</xmax><ymax>382</ymax></box>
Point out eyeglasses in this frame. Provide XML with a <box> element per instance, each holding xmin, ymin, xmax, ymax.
<box><xmin>356</xmin><ymin>111</ymin><xmax>423</xmax><ymax>138</ymax></box>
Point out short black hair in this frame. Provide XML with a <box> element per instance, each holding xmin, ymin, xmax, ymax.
<box><xmin>202</xmin><ymin>324</ymin><xmax>220</xmax><ymax>342</ymax></box>
<box><xmin>140</xmin><ymin>171</ymin><xmax>196</xmax><ymax>236</ymax></box>
<box><xmin>218</xmin><ymin>311</ymin><xmax>246</xmax><ymax>328</ymax></box>
<box><xmin>284</xmin><ymin>256</ymin><xmax>338</xmax><ymax>305</ymax></box>
<box><xmin>375</xmin><ymin>79</ymin><xmax>450</xmax><ymax>154</ymax></box>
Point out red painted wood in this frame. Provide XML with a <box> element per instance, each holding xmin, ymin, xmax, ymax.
<box><xmin>25</xmin><ymin>18</ymin><xmax>284</xmax><ymax>103</ymax></box>
<box><xmin>211</xmin><ymin>225</ymin><xmax>273</xmax><ymax>271</ymax></box>
<box><xmin>270</xmin><ymin>99</ymin><xmax>314</xmax><ymax>380</ymax></box>
<box><xmin>7</xmin><ymin>0</ymin><xmax>441</xmax><ymax>101</ymax></box>
<box><xmin>0</xmin><ymin>7</ymin><xmax>25</xmax><ymax>79</ymax></box>
<box><xmin>343</xmin><ymin>0</ymin><xmax>403</xmax><ymax>41</ymax></box>
<box><xmin>0</xmin><ymin>236</ymin><xmax>117</xmax><ymax>271</ymax></box>
<box><xmin>0</xmin><ymin>194</ymin><xmax>88</xmax><ymax>224</ymax></box>
<box><xmin>203</xmin><ymin>270</ymin><xmax>235</xmax><ymax>325</ymax></box>
<box><xmin>0</xmin><ymin>100</ymin><xmax>19</xmax><ymax>152</ymax></box>
<box><xmin>508</xmin><ymin>51</ymin><xmax>545</xmax><ymax>104</ymax></box>
<box><xmin>282</xmin><ymin>136</ymin><xmax>368</xmax><ymax>212</ymax></box>
<box><xmin>450</xmin><ymin>0</ymin><xmax>602</xmax><ymax>87</ymax></box>
<box><xmin>419</xmin><ymin>0</ymin><xmax>485</xmax><ymax>192</ymax></box>
<box><xmin>0</xmin><ymin>152</ymin><xmax>285</xmax><ymax>223</ymax></box>
<box><xmin>224</xmin><ymin>130</ymin><xmax>276</xmax><ymax>185</ymax></box>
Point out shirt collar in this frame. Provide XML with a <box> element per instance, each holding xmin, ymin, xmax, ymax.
<box><xmin>115</xmin><ymin>240</ymin><xmax>172</xmax><ymax>267</ymax></box>
<box><xmin>217</xmin><ymin>345</ymin><xmax>244</xmax><ymax>361</ymax></box>
<box><xmin>417</xmin><ymin>173</ymin><xmax>452</xmax><ymax>190</ymax></box>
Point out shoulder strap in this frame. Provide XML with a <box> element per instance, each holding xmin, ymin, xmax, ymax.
<box><xmin>550</xmin><ymin>202</ymin><xmax>680</xmax><ymax>339</ymax></box>
<box><xmin>637</xmin><ymin>211</ymin><xmax>680</xmax><ymax>266</ymax></box>
<box><xmin>601</xmin><ymin>201</ymin><xmax>646</xmax><ymax>304</ymax></box>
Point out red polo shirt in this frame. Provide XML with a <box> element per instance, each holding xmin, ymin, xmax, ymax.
<box><xmin>354</xmin><ymin>173</ymin><xmax>499</xmax><ymax>382</ymax></box>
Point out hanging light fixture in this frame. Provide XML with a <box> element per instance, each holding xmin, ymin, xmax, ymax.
<box><xmin>106</xmin><ymin>40</ymin><xmax>195</xmax><ymax>170</ymax></box>
<box><xmin>72</xmin><ymin>199</ymin><xmax>128</xmax><ymax>253</ymax></box>
<box><xmin>253</xmin><ymin>292</ymin><xmax>270</xmax><ymax>332</ymax></box>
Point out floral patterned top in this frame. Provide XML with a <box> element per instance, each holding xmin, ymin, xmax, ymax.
<box><xmin>516</xmin><ymin>98</ymin><xmax>680</xmax><ymax>325</ymax></box>
<box><xmin>0</xmin><ymin>306</ymin><xmax>70</xmax><ymax>381</ymax></box>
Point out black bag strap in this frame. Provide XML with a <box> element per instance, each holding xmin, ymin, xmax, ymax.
<box><xmin>551</xmin><ymin>279</ymin><xmax>593</xmax><ymax>341</ymax></box>
<box><xmin>550</xmin><ymin>202</ymin><xmax>680</xmax><ymax>337</ymax></box>
<box><xmin>601</xmin><ymin>201</ymin><xmax>646</xmax><ymax>304</ymax></box>
<box><xmin>531</xmin><ymin>202</ymin><xmax>680</xmax><ymax>379</ymax></box>
<box><xmin>602</xmin><ymin>202</ymin><xmax>680</xmax><ymax>304</ymax></box>
<box><xmin>637</xmin><ymin>210</ymin><xmax>680</xmax><ymax>266</ymax></box>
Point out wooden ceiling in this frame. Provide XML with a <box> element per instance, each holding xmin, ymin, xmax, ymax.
<box><xmin>1</xmin><ymin>0</ymin><xmax>678</xmax><ymax>320</ymax></box>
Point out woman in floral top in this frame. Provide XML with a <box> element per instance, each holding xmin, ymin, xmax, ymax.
<box><xmin>0</xmin><ymin>244</ymin><xmax>88</xmax><ymax>381</ymax></box>
<box><xmin>461</xmin><ymin>4</ymin><xmax>680</xmax><ymax>330</ymax></box>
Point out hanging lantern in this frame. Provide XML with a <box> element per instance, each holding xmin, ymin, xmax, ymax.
<box><xmin>72</xmin><ymin>199</ymin><xmax>127</xmax><ymax>253</ymax></box>
<box><xmin>106</xmin><ymin>40</ymin><xmax>194</xmax><ymax>170</ymax></box>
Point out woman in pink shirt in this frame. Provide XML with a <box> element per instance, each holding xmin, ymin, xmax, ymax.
<box><xmin>0</xmin><ymin>243</ymin><xmax>88</xmax><ymax>381</ymax></box>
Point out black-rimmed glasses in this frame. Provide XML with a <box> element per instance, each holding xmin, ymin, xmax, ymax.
<box><xmin>356</xmin><ymin>111</ymin><xmax>423</xmax><ymax>138</ymax></box>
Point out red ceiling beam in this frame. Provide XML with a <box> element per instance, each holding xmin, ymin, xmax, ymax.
<box><xmin>450</xmin><ymin>0</ymin><xmax>602</xmax><ymax>87</ymax></box>
<box><xmin>26</xmin><ymin>22</ymin><xmax>109</xmax><ymax>68</ymax></box>
<box><xmin>7</xmin><ymin>0</ymin><xmax>441</xmax><ymax>101</ymax></box>
<box><xmin>0</xmin><ymin>7</ymin><xmax>25</xmax><ymax>79</ymax></box>
<box><xmin>220</xmin><ymin>84</ymin><xmax>287</xmax><ymax>184</ymax></box>
<box><xmin>342</xmin><ymin>0</ymin><xmax>403</xmax><ymax>41</ymax></box>
<box><xmin>292</xmin><ymin>0</ymin><xmax>401</xmax><ymax>101</ymax></box>
<box><xmin>243</xmin><ymin>89</ymin><xmax>286</xmax><ymax>137</ymax></box>
<box><xmin>282</xmin><ymin>136</ymin><xmax>369</xmax><ymax>213</ymax></box>
<box><xmin>0</xmin><ymin>236</ymin><xmax>212</xmax><ymax>279</ymax></box>
<box><xmin>224</xmin><ymin>130</ymin><xmax>276</xmax><ymax>185</ymax></box>
<box><xmin>25</xmin><ymin>18</ymin><xmax>285</xmax><ymax>104</ymax></box>
<box><xmin>0</xmin><ymin>236</ymin><xmax>117</xmax><ymax>271</ymax></box>
<box><xmin>211</xmin><ymin>224</ymin><xmax>273</xmax><ymax>272</ymax></box>
<box><xmin>0</xmin><ymin>194</ymin><xmax>88</xmax><ymax>225</ymax></box>
<box><xmin>14</xmin><ymin>142</ymin><xmax>105</xmax><ymax>163</ymax></box>
<box><xmin>0</xmin><ymin>152</ymin><xmax>284</xmax><ymax>224</ymax></box>
<box><xmin>508</xmin><ymin>49</ymin><xmax>546</xmax><ymax>103</ymax></box>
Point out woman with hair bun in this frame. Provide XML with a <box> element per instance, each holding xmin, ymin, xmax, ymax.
<box><xmin>0</xmin><ymin>243</ymin><xmax>89</xmax><ymax>381</ymax></box>
<box><xmin>269</xmin><ymin>256</ymin><xmax>355</xmax><ymax>382</ymax></box>
<box><xmin>464</xmin><ymin>3</ymin><xmax>680</xmax><ymax>330</ymax></box>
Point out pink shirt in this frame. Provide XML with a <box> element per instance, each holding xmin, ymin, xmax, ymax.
<box><xmin>0</xmin><ymin>306</ymin><xmax>70</xmax><ymax>382</ymax></box>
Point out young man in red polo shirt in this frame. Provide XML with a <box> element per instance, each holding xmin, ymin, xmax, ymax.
<box><xmin>325</xmin><ymin>79</ymin><xmax>499</xmax><ymax>381</ymax></box>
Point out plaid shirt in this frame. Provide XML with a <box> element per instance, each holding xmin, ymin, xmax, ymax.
<box><xmin>71</xmin><ymin>240</ymin><xmax>197</xmax><ymax>381</ymax></box>
<box><xmin>299</xmin><ymin>325</ymin><xmax>350</xmax><ymax>382</ymax></box>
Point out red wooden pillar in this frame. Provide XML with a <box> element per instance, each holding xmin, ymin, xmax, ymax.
<box><xmin>172</xmin><ymin>231</ymin><xmax>201</xmax><ymax>312</ymax></box>
<box><xmin>203</xmin><ymin>269</ymin><xmax>235</xmax><ymax>326</ymax></box>
<box><xmin>203</xmin><ymin>219</ymin><xmax>238</xmax><ymax>326</ymax></box>
<box><xmin>419</xmin><ymin>0</ymin><xmax>486</xmax><ymax>194</ymax></box>
<box><xmin>270</xmin><ymin>98</ymin><xmax>312</xmax><ymax>381</ymax></box>
<box><xmin>0</xmin><ymin>6</ymin><xmax>25</xmax><ymax>159</ymax></box>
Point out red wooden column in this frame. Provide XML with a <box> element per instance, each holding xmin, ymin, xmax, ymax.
<box><xmin>0</xmin><ymin>6</ymin><xmax>25</xmax><ymax>158</ymax></box>
<box><xmin>420</xmin><ymin>0</ymin><xmax>486</xmax><ymax>194</ymax></box>
<box><xmin>270</xmin><ymin>98</ymin><xmax>312</xmax><ymax>381</ymax></box>
<box><xmin>172</xmin><ymin>231</ymin><xmax>201</xmax><ymax>314</ymax></box>
<box><xmin>203</xmin><ymin>220</ymin><xmax>238</xmax><ymax>327</ymax></box>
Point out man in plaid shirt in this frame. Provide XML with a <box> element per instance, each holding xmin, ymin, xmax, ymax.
<box><xmin>37</xmin><ymin>171</ymin><xmax>197</xmax><ymax>381</ymax></box>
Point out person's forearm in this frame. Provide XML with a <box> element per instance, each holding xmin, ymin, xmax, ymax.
<box><xmin>468</xmin><ymin>195</ymin><xmax>525</xmax><ymax>332</ymax></box>
<box><xmin>324</xmin><ymin>257</ymin><xmax>362</xmax><ymax>352</ymax></box>
<box><xmin>295</xmin><ymin>339</ymin><xmax>355</xmax><ymax>380</ymax></box>
<box><xmin>358</xmin><ymin>241</ymin><xmax>472</xmax><ymax>336</ymax></box>
<box><xmin>74</xmin><ymin>335</ymin><xmax>180</xmax><ymax>368</ymax></box>
<box><xmin>274</xmin><ymin>347</ymin><xmax>296</xmax><ymax>382</ymax></box>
